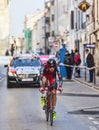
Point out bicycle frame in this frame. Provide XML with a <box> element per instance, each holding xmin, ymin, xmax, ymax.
<box><xmin>45</xmin><ymin>89</ymin><xmax>53</xmax><ymax>126</ymax></box>
<box><xmin>42</xmin><ymin>80</ymin><xmax>61</xmax><ymax>126</ymax></box>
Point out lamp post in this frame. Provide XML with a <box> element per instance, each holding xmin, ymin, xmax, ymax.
<box><xmin>44</xmin><ymin>0</ymin><xmax>47</xmax><ymax>54</ymax></box>
<box><xmin>44</xmin><ymin>0</ymin><xmax>51</xmax><ymax>54</ymax></box>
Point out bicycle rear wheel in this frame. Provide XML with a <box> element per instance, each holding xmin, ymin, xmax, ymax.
<box><xmin>45</xmin><ymin>107</ymin><xmax>49</xmax><ymax>121</ymax></box>
<box><xmin>50</xmin><ymin>109</ymin><xmax>53</xmax><ymax>126</ymax></box>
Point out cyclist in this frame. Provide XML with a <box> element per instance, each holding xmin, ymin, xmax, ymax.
<box><xmin>39</xmin><ymin>58</ymin><xmax>63</xmax><ymax>110</ymax></box>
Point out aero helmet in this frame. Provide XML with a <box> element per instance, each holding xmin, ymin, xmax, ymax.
<box><xmin>47</xmin><ymin>58</ymin><xmax>56</xmax><ymax>67</ymax></box>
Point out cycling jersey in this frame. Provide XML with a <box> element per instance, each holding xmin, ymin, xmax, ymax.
<box><xmin>40</xmin><ymin>64</ymin><xmax>63</xmax><ymax>87</ymax></box>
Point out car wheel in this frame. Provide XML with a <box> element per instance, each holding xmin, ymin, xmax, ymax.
<box><xmin>7</xmin><ymin>81</ymin><xmax>11</xmax><ymax>88</ymax></box>
<box><xmin>7</xmin><ymin>76</ymin><xmax>11</xmax><ymax>88</ymax></box>
<box><xmin>37</xmin><ymin>83</ymin><xmax>40</xmax><ymax>88</ymax></box>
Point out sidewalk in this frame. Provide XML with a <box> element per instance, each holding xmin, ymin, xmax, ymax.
<box><xmin>73</xmin><ymin>73</ymin><xmax>99</xmax><ymax>90</ymax></box>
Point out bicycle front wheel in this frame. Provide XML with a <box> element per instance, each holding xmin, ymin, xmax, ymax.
<box><xmin>49</xmin><ymin>92</ymin><xmax>53</xmax><ymax>126</ymax></box>
<box><xmin>45</xmin><ymin>107</ymin><xmax>49</xmax><ymax>121</ymax></box>
<box><xmin>45</xmin><ymin>96</ymin><xmax>49</xmax><ymax>121</ymax></box>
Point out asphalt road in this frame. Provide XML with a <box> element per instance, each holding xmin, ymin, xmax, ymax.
<box><xmin>0</xmin><ymin>67</ymin><xmax>99</xmax><ymax>130</ymax></box>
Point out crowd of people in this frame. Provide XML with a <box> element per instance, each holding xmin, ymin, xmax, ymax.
<box><xmin>38</xmin><ymin>41</ymin><xmax>95</xmax><ymax>119</ymax></box>
<box><xmin>55</xmin><ymin>43</ymin><xmax>95</xmax><ymax>83</ymax></box>
<box><xmin>56</xmin><ymin>45</ymin><xmax>82</xmax><ymax>80</ymax></box>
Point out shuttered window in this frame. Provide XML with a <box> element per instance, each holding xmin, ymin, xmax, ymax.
<box><xmin>71</xmin><ymin>11</ymin><xmax>74</xmax><ymax>29</ymax></box>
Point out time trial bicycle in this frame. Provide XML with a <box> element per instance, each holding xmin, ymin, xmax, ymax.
<box><xmin>41</xmin><ymin>82</ymin><xmax>62</xmax><ymax>126</ymax></box>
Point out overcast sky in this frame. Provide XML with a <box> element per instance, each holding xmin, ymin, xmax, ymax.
<box><xmin>9</xmin><ymin>0</ymin><xmax>44</xmax><ymax>36</ymax></box>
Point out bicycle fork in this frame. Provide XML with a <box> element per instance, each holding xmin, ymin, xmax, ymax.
<box><xmin>49</xmin><ymin>92</ymin><xmax>53</xmax><ymax>126</ymax></box>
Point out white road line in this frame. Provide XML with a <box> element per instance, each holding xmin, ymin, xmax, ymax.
<box><xmin>88</xmin><ymin>117</ymin><xmax>99</xmax><ymax>130</ymax></box>
<box><xmin>88</xmin><ymin>117</ymin><xmax>94</xmax><ymax>120</ymax></box>
<box><xmin>92</xmin><ymin>121</ymin><xmax>99</xmax><ymax>125</ymax></box>
<box><xmin>0</xmin><ymin>77</ymin><xmax>4</xmax><ymax>82</ymax></box>
<box><xmin>89</xmin><ymin>126</ymin><xmax>97</xmax><ymax>130</ymax></box>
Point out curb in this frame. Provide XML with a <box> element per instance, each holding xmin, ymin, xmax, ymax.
<box><xmin>73</xmin><ymin>78</ymin><xmax>99</xmax><ymax>90</ymax></box>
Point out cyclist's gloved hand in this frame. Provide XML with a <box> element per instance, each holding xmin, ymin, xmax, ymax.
<box><xmin>57</xmin><ymin>85</ymin><xmax>63</xmax><ymax>93</ymax></box>
<box><xmin>39</xmin><ymin>86</ymin><xmax>45</xmax><ymax>94</ymax></box>
<box><xmin>45</xmin><ymin>87</ymin><xmax>48</xmax><ymax>91</ymax></box>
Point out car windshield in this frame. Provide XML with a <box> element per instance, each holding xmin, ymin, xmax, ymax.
<box><xmin>11</xmin><ymin>58</ymin><xmax>42</xmax><ymax>67</ymax></box>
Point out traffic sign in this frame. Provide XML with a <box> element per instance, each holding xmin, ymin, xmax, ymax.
<box><xmin>54</xmin><ymin>42</ymin><xmax>58</xmax><ymax>48</ymax></box>
<box><xmin>48</xmin><ymin>36</ymin><xmax>55</xmax><ymax>42</ymax></box>
<box><xmin>78</xmin><ymin>1</ymin><xmax>90</xmax><ymax>12</ymax></box>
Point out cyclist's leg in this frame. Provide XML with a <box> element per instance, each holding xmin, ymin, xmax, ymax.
<box><xmin>52</xmin><ymin>81</ymin><xmax>57</xmax><ymax>108</ymax></box>
<box><xmin>52</xmin><ymin>89</ymin><xmax>57</xmax><ymax>108</ymax></box>
<box><xmin>52</xmin><ymin>89</ymin><xmax>57</xmax><ymax>119</ymax></box>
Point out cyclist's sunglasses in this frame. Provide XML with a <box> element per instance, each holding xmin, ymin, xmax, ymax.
<box><xmin>49</xmin><ymin>66</ymin><xmax>54</xmax><ymax>68</ymax></box>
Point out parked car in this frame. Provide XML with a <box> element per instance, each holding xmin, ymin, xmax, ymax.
<box><xmin>7</xmin><ymin>54</ymin><xmax>42</xmax><ymax>88</ymax></box>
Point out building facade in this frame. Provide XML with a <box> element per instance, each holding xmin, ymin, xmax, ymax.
<box><xmin>24</xmin><ymin>10</ymin><xmax>44</xmax><ymax>53</ymax></box>
<box><xmin>23</xmin><ymin>0</ymin><xmax>99</xmax><ymax>74</ymax></box>
<box><xmin>0</xmin><ymin>0</ymin><xmax>10</xmax><ymax>55</ymax></box>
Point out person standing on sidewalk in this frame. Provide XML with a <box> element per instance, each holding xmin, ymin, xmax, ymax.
<box><xmin>64</xmin><ymin>50</ymin><xmax>73</xmax><ymax>80</ymax></box>
<box><xmin>59</xmin><ymin>40</ymin><xmax>67</xmax><ymax>79</ymax></box>
<box><xmin>74</xmin><ymin>49</ymin><xmax>81</xmax><ymax>78</ymax></box>
<box><xmin>85</xmin><ymin>49</ymin><xmax>95</xmax><ymax>83</ymax></box>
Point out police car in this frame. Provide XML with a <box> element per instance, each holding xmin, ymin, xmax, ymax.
<box><xmin>7</xmin><ymin>54</ymin><xmax>42</xmax><ymax>88</ymax></box>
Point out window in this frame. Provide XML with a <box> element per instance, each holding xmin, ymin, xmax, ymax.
<box><xmin>52</xmin><ymin>14</ymin><xmax>54</xmax><ymax>21</ymax></box>
<box><xmin>71</xmin><ymin>11</ymin><xmax>74</xmax><ymax>29</ymax></box>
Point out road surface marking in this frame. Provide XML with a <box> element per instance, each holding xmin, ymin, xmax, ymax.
<box><xmin>88</xmin><ymin>117</ymin><xmax>94</xmax><ymax>120</ymax></box>
<box><xmin>89</xmin><ymin>126</ymin><xmax>97</xmax><ymax>130</ymax></box>
<box><xmin>92</xmin><ymin>121</ymin><xmax>99</xmax><ymax>125</ymax></box>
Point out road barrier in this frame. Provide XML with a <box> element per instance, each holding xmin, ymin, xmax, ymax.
<box><xmin>59</xmin><ymin>63</ymin><xmax>99</xmax><ymax>85</ymax></box>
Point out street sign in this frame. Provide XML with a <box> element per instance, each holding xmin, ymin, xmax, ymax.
<box><xmin>54</xmin><ymin>42</ymin><xmax>58</xmax><ymax>48</ymax></box>
<box><xmin>48</xmin><ymin>36</ymin><xmax>55</xmax><ymax>42</ymax></box>
<box><xmin>85</xmin><ymin>44</ymin><xmax>95</xmax><ymax>48</ymax></box>
<box><xmin>48</xmin><ymin>36</ymin><xmax>60</xmax><ymax>42</ymax></box>
<box><xmin>78</xmin><ymin>1</ymin><xmax>90</xmax><ymax>12</ymax></box>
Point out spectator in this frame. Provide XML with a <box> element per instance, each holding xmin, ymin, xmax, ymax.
<box><xmin>59</xmin><ymin>40</ymin><xmax>67</xmax><ymax>79</ymax></box>
<box><xmin>10</xmin><ymin>44</ymin><xmax>15</xmax><ymax>56</ymax></box>
<box><xmin>64</xmin><ymin>50</ymin><xmax>72</xmax><ymax>80</ymax></box>
<box><xmin>70</xmin><ymin>49</ymin><xmax>75</xmax><ymax>65</ymax></box>
<box><xmin>74</xmin><ymin>49</ymin><xmax>81</xmax><ymax>78</ymax></box>
<box><xmin>46</xmin><ymin>47</ymin><xmax>51</xmax><ymax>55</ymax></box>
<box><xmin>70</xmin><ymin>49</ymin><xmax>75</xmax><ymax>77</ymax></box>
<box><xmin>85</xmin><ymin>49</ymin><xmax>95</xmax><ymax>83</ymax></box>
<box><xmin>55</xmin><ymin>50</ymin><xmax>60</xmax><ymax>64</ymax></box>
<box><xmin>5</xmin><ymin>49</ymin><xmax>10</xmax><ymax>56</ymax></box>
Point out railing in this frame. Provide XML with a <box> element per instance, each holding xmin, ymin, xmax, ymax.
<box><xmin>73</xmin><ymin>65</ymin><xmax>99</xmax><ymax>86</ymax></box>
<box><xmin>60</xmin><ymin>63</ymin><xmax>99</xmax><ymax>86</ymax></box>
